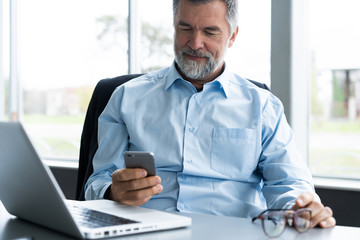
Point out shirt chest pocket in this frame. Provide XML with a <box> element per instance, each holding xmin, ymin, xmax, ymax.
<box><xmin>210</xmin><ymin>128</ymin><xmax>257</xmax><ymax>179</ymax></box>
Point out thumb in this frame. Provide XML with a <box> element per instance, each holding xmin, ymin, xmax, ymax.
<box><xmin>295</xmin><ymin>192</ymin><xmax>314</xmax><ymax>208</ymax></box>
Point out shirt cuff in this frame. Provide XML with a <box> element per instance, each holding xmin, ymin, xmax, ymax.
<box><xmin>85</xmin><ymin>181</ymin><xmax>112</xmax><ymax>200</ymax></box>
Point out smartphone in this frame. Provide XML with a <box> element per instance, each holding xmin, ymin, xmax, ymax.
<box><xmin>124</xmin><ymin>151</ymin><xmax>156</xmax><ymax>176</ymax></box>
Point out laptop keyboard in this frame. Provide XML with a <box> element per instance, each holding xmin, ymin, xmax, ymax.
<box><xmin>69</xmin><ymin>205</ymin><xmax>139</xmax><ymax>229</ymax></box>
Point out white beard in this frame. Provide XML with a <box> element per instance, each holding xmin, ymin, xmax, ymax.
<box><xmin>175</xmin><ymin>45</ymin><xmax>227</xmax><ymax>80</ymax></box>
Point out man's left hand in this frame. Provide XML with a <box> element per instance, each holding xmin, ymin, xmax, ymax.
<box><xmin>292</xmin><ymin>192</ymin><xmax>336</xmax><ymax>228</ymax></box>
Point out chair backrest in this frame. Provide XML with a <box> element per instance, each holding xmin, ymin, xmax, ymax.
<box><xmin>76</xmin><ymin>74</ymin><xmax>270</xmax><ymax>200</ymax></box>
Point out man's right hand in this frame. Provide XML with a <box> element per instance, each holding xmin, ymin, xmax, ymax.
<box><xmin>108</xmin><ymin>168</ymin><xmax>163</xmax><ymax>206</ymax></box>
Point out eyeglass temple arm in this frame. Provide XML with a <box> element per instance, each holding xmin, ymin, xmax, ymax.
<box><xmin>252</xmin><ymin>209</ymin><xmax>269</xmax><ymax>223</ymax></box>
<box><xmin>252</xmin><ymin>213</ymin><xmax>282</xmax><ymax>226</ymax></box>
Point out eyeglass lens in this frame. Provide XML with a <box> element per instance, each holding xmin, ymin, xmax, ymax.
<box><xmin>262</xmin><ymin>211</ymin><xmax>286</xmax><ymax>237</ymax></box>
<box><xmin>294</xmin><ymin>210</ymin><xmax>311</xmax><ymax>232</ymax></box>
<box><xmin>261</xmin><ymin>210</ymin><xmax>311</xmax><ymax>237</ymax></box>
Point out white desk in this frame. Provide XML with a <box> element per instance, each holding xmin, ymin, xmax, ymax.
<box><xmin>1</xmin><ymin>201</ymin><xmax>359</xmax><ymax>240</ymax></box>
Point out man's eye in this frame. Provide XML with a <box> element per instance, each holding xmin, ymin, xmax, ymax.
<box><xmin>180</xmin><ymin>28</ymin><xmax>192</xmax><ymax>31</ymax></box>
<box><xmin>205</xmin><ymin>30</ymin><xmax>217</xmax><ymax>36</ymax></box>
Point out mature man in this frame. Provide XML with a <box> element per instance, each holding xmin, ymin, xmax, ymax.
<box><xmin>85</xmin><ymin>0</ymin><xmax>335</xmax><ymax>228</ymax></box>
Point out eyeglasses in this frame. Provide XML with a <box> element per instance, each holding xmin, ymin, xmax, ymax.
<box><xmin>252</xmin><ymin>208</ymin><xmax>312</xmax><ymax>238</ymax></box>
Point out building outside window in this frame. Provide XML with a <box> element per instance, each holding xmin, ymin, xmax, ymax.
<box><xmin>309</xmin><ymin>0</ymin><xmax>360</xmax><ymax>178</ymax></box>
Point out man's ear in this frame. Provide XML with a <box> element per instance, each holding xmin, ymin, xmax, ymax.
<box><xmin>228</xmin><ymin>26</ymin><xmax>239</xmax><ymax>48</ymax></box>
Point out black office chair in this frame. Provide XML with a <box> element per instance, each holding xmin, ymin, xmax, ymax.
<box><xmin>76</xmin><ymin>74</ymin><xmax>143</xmax><ymax>200</ymax></box>
<box><xmin>75</xmin><ymin>74</ymin><xmax>270</xmax><ymax>200</ymax></box>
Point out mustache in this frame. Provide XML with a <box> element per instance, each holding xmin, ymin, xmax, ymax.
<box><xmin>180</xmin><ymin>48</ymin><xmax>211</xmax><ymax>59</ymax></box>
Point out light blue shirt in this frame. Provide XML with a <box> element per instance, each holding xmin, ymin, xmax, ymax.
<box><xmin>85</xmin><ymin>62</ymin><xmax>316</xmax><ymax>218</ymax></box>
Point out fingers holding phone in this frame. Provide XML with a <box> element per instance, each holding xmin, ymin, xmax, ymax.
<box><xmin>109</xmin><ymin>152</ymin><xmax>162</xmax><ymax>206</ymax></box>
<box><xmin>111</xmin><ymin>168</ymin><xmax>162</xmax><ymax>206</ymax></box>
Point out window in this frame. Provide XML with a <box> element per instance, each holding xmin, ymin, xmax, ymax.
<box><xmin>138</xmin><ymin>0</ymin><xmax>174</xmax><ymax>73</ymax></box>
<box><xmin>9</xmin><ymin>0</ymin><xmax>128</xmax><ymax>161</ymax></box>
<box><xmin>309</xmin><ymin>0</ymin><xmax>360</xmax><ymax>178</ymax></box>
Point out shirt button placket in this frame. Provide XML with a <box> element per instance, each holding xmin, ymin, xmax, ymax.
<box><xmin>183</xmin><ymin>95</ymin><xmax>197</xmax><ymax>172</ymax></box>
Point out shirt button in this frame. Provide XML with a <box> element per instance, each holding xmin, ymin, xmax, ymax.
<box><xmin>181</xmin><ymin>175</ymin><xmax>187</xmax><ymax>181</ymax></box>
<box><xmin>188</xmin><ymin>127</ymin><xmax>194</xmax><ymax>132</ymax></box>
<box><xmin>187</xmin><ymin>159</ymin><xmax>192</xmax><ymax>164</ymax></box>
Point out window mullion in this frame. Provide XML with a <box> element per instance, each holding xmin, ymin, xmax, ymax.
<box><xmin>9</xmin><ymin>0</ymin><xmax>22</xmax><ymax>121</ymax></box>
<box><xmin>271</xmin><ymin>0</ymin><xmax>310</xmax><ymax>162</ymax></box>
<box><xmin>128</xmin><ymin>0</ymin><xmax>141</xmax><ymax>74</ymax></box>
<box><xmin>0</xmin><ymin>0</ymin><xmax>4</xmax><ymax>121</ymax></box>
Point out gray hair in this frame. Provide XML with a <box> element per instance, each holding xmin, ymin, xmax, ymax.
<box><xmin>173</xmin><ymin>0</ymin><xmax>238</xmax><ymax>35</ymax></box>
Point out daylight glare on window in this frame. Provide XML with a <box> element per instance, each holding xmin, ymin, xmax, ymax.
<box><xmin>309</xmin><ymin>0</ymin><xmax>360</xmax><ymax>178</ymax></box>
<box><xmin>16</xmin><ymin>0</ymin><xmax>128</xmax><ymax>160</ymax></box>
<box><xmin>139</xmin><ymin>0</ymin><xmax>174</xmax><ymax>73</ymax></box>
<box><xmin>226</xmin><ymin>0</ymin><xmax>270</xmax><ymax>86</ymax></box>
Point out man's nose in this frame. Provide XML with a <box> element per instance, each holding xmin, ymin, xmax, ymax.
<box><xmin>188</xmin><ymin>31</ymin><xmax>205</xmax><ymax>50</ymax></box>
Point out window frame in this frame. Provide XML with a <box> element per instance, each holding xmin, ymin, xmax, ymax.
<box><xmin>0</xmin><ymin>0</ymin><xmax>4</xmax><ymax>120</ymax></box>
<box><xmin>128</xmin><ymin>0</ymin><xmax>141</xmax><ymax>74</ymax></box>
<box><xmin>9</xmin><ymin>0</ymin><xmax>22</xmax><ymax>122</ymax></box>
<box><xmin>271</xmin><ymin>0</ymin><xmax>310</xmax><ymax>161</ymax></box>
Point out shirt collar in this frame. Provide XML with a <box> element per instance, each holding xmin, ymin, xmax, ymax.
<box><xmin>164</xmin><ymin>62</ymin><xmax>184</xmax><ymax>91</ymax></box>
<box><xmin>214</xmin><ymin>66</ymin><xmax>232</xmax><ymax>98</ymax></box>
<box><xmin>164</xmin><ymin>61</ymin><xmax>232</xmax><ymax>98</ymax></box>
